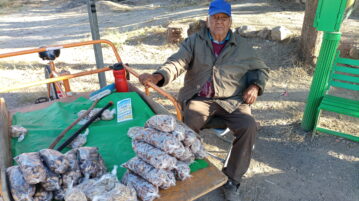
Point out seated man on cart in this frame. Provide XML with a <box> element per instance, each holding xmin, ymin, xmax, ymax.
<box><xmin>139</xmin><ymin>0</ymin><xmax>269</xmax><ymax>200</ymax></box>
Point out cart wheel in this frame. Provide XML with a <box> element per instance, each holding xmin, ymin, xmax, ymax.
<box><xmin>45</xmin><ymin>65</ymin><xmax>58</xmax><ymax>100</ymax></box>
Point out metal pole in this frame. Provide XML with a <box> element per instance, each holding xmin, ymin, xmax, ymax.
<box><xmin>87</xmin><ymin>0</ymin><xmax>107</xmax><ymax>88</ymax></box>
<box><xmin>301</xmin><ymin>32</ymin><xmax>342</xmax><ymax>131</ymax></box>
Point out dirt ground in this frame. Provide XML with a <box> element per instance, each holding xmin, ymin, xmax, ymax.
<box><xmin>0</xmin><ymin>0</ymin><xmax>358</xmax><ymax>201</ymax></box>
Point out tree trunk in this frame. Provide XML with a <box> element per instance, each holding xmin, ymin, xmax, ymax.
<box><xmin>299</xmin><ymin>0</ymin><xmax>323</xmax><ymax>67</ymax></box>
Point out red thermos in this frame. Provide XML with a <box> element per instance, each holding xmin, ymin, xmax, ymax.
<box><xmin>113</xmin><ymin>63</ymin><xmax>129</xmax><ymax>92</ymax></box>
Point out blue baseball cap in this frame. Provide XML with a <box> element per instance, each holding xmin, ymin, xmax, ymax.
<box><xmin>208</xmin><ymin>0</ymin><xmax>231</xmax><ymax>16</ymax></box>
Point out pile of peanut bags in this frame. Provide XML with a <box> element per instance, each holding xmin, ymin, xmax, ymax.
<box><xmin>7</xmin><ymin>147</ymin><xmax>137</xmax><ymax>201</ymax></box>
<box><xmin>122</xmin><ymin>115</ymin><xmax>207</xmax><ymax>201</ymax></box>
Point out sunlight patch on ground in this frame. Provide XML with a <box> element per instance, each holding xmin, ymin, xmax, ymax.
<box><xmin>257</xmin><ymin>136</ymin><xmax>287</xmax><ymax>143</ymax></box>
<box><xmin>245</xmin><ymin>159</ymin><xmax>284</xmax><ymax>178</ymax></box>
<box><xmin>327</xmin><ymin>151</ymin><xmax>359</xmax><ymax>162</ymax></box>
<box><xmin>254</xmin><ymin>101</ymin><xmax>304</xmax><ymax>109</ymax></box>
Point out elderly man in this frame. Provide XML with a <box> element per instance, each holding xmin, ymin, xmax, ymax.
<box><xmin>139</xmin><ymin>0</ymin><xmax>269</xmax><ymax>200</ymax></box>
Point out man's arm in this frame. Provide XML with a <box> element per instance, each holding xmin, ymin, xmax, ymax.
<box><xmin>243</xmin><ymin>84</ymin><xmax>259</xmax><ymax>104</ymax></box>
<box><xmin>242</xmin><ymin>68</ymin><xmax>269</xmax><ymax>104</ymax></box>
<box><xmin>246</xmin><ymin>69</ymin><xmax>269</xmax><ymax>96</ymax></box>
<box><xmin>139</xmin><ymin>73</ymin><xmax>164</xmax><ymax>86</ymax></box>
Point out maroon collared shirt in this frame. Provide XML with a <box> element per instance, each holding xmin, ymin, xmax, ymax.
<box><xmin>198</xmin><ymin>41</ymin><xmax>227</xmax><ymax>98</ymax></box>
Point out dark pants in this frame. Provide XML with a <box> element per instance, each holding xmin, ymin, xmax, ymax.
<box><xmin>183</xmin><ymin>97</ymin><xmax>257</xmax><ymax>184</ymax></box>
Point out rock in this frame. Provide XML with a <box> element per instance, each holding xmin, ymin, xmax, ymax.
<box><xmin>271</xmin><ymin>26</ymin><xmax>292</xmax><ymax>41</ymax></box>
<box><xmin>339</xmin><ymin>41</ymin><xmax>352</xmax><ymax>57</ymax></box>
<box><xmin>167</xmin><ymin>23</ymin><xmax>188</xmax><ymax>44</ymax></box>
<box><xmin>257</xmin><ymin>28</ymin><xmax>271</xmax><ymax>39</ymax></box>
<box><xmin>235</xmin><ymin>25</ymin><xmax>258</xmax><ymax>38</ymax></box>
<box><xmin>187</xmin><ymin>20</ymin><xmax>207</xmax><ymax>36</ymax></box>
<box><xmin>349</xmin><ymin>46</ymin><xmax>359</xmax><ymax>59</ymax></box>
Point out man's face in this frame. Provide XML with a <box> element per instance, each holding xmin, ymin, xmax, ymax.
<box><xmin>207</xmin><ymin>13</ymin><xmax>232</xmax><ymax>37</ymax></box>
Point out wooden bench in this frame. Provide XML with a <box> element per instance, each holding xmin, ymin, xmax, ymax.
<box><xmin>313</xmin><ymin>52</ymin><xmax>359</xmax><ymax>142</ymax></box>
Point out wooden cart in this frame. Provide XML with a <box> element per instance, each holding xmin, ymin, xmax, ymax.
<box><xmin>0</xmin><ymin>40</ymin><xmax>227</xmax><ymax>201</ymax></box>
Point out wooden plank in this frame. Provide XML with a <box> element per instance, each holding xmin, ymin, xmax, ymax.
<box><xmin>330</xmin><ymin>81</ymin><xmax>359</xmax><ymax>91</ymax></box>
<box><xmin>337</xmin><ymin>57</ymin><xmax>359</xmax><ymax>67</ymax></box>
<box><xmin>316</xmin><ymin>127</ymin><xmax>359</xmax><ymax>142</ymax></box>
<box><xmin>334</xmin><ymin>65</ymin><xmax>359</xmax><ymax>75</ymax></box>
<box><xmin>0</xmin><ymin>98</ymin><xmax>11</xmax><ymax>167</ymax></box>
<box><xmin>323</xmin><ymin>95</ymin><xmax>359</xmax><ymax>105</ymax></box>
<box><xmin>157</xmin><ymin>160</ymin><xmax>227</xmax><ymax>201</ymax></box>
<box><xmin>332</xmin><ymin>73</ymin><xmax>359</xmax><ymax>84</ymax></box>
<box><xmin>320</xmin><ymin>103</ymin><xmax>359</xmax><ymax>118</ymax></box>
<box><xmin>0</xmin><ymin>98</ymin><xmax>11</xmax><ymax>201</ymax></box>
<box><xmin>321</xmin><ymin>100</ymin><xmax>359</xmax><ymax>112</ymax></box>
<box><xmin>0</xmin><ymin>168</ymin><xmax>11</xmax><ymax>201</ymax></box>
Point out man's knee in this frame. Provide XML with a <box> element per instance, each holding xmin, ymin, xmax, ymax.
<box><xmin>230</xmin><ymin>114</ymin><xmax>257</xmax><ymax>137</ymax></box>
<box><xmin>183</xmin><ymin>109</ymin><xmax>200</xmax><ymax>132</ymax></box>
<box><xmin>183</xmin><ymin>99</ymin><xmax>211</xmax><ymax>132</ymax></box>
<box><xmin>183</xmin><ymin>107</ymin><xmax>208</xmax><ymax>133</ymax></box>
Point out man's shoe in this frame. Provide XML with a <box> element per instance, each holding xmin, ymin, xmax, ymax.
<box><xmin>222</xmin><ymin>180</ymin><xmax>241</xmax><ymax>201</ymax></box>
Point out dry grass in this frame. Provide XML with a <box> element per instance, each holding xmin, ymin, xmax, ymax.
<box><xmin>318</xmin><ymin>111</ymin><xmax>359</xmax><ymax>138</ymax></box>
<box><xmin>166</xmin><ymin>1</ymin><xmax>209</xmax><ymax>11</ymax></box>
<box><xmin>97</xmin><ymin>1</ymin><xmax>133</xmax><ymax>12</ymax></box>
<box><xmin>103</xmin><ymin>26</ymin><xmax>168</xmax><ymax>47</ymax></box>
<box><xmin>0</xmin><ymin>0</ymin><xmax>22</xmax><ymax>14</ymax></box>
<box><xmin>0</xmin><ymin>0</ymin><xmax>8</xmax><ymax>6</ymax></box>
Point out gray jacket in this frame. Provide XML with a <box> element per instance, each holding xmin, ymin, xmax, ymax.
<box><xmin>155</xmin><ymin>27</ymin><xmax>269</xmax><ymax>113</ymax></box>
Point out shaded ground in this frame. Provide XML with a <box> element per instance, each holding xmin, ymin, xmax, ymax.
<box><xmin>0</xmin><ymin>0</ymin><xmax>358</xmax><ymax>201</ymax></box>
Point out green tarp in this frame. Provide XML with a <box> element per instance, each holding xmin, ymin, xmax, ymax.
<box><xmin>11</xmin><ymin>92</ymin><xmax>208</xmax><ymax>179</ymax></box>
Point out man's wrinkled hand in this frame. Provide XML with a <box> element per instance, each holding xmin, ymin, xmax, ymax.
<box><xmin>243</xmin><ymin>84</ymin><xmax>259</xmax><ymax>104</ymax></box>
<box><xmin>138</xmin><ymin>73</ymin><xmax>163</xmax><ymax>86</ymax></box>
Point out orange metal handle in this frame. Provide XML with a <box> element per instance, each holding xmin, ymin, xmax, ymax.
<box><xmin>124</xmin><ymin>64</ymin><xmax>182</xmax><ymax>120</ymax></box>
<box><xmin>0</xmin><ymin>40</ymin><xmax>182</xmax><ymax>120</ymax></box>
<box><xmin>0</xmin><ymin>40</ymin><xmax>123</xmax><ymax>62</ymax></box>
<box><xmin>0</xmin><ymin>67</ymin><xmax>111</xmax><ymax>93</ymax></box>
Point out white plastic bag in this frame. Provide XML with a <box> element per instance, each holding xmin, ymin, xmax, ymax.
<box><xmin>130</xmin><ymin>127</ymin><xmax>186</xmax><ymax>159</ymax></box>
<box><xmin>68</xmin><ymin>128</ymin><xmax>89</xmax><ymax>149</ymax></box>
<box><xmin>62</xmin><ymin>149</ymin><xmax>82</xmax><ymax>189</ymax></box>
<box><xmin>122</xmin><ymin>157</ymin><xmax>176</xmax><ymax>189</ymax></box>
<box><xmin>77</xmin><ymin>147</ymin><xmax>107</xmax><ymax>178</ymax></box>
<box><xmin>33</xmin><ymin>187</ymin><xmax>53</xmax><ymax>201</ymax></box>
<box><xmin>14</xmin><ymin>152</ymin><xmax>47</xmax><ymax>184</ymax></box>
<box><xmin>6</xmin><ymin>166</ymin><xmax>35</xmax><ymax>201</ymax></box>
<box><xmin>122</xmin><ymin>171</ymin><xmax>159</xmax><ymax>201</ymax></box>
<box><xmin>132</xmin><ymin>141</ymin><xmax>177</xmax><ymax>170</ymax></box>
<box><xmin>39</xmin><ymin>149</ymin><xmax>70</xmax><ymax>174</ymax></box>
<box><xmin>145</xmin><ymin>115</ymin><xmax>177</xmax><ymax>132</ymax></box>
<box><xmin>92</xmin><ymin>183</ymin><xmax>137</xmax><ymax>201</ymax></box>
<box><xmin>41</xmin><ymin>166</ymin><xmax>62</xmax><ymax>191</ymax></box>
<box><xmin>106</xmin><ymin>183</ymin><xmax>138</xmax><ymax>201</ymax></box>
<box><xmin>11</xmin><ymin>125</ymin><xmax>28</xmax><ymax>142</ymax></box>
<box><xmin>53</xmin><ymin>189</ymin><xmax>65</xmax><ymax>200</ymax></box>
<box><xmin>171</xmin><ymin>123</ymin><xmax>186</xmax><ymax>141</ymax></box>
<box><xmin>172</xmin><ymin>161</ymin><xmax>191</xmax><ymax>181</ymax></box>
<box><xmin>64</xmin><ymin>187</ymin><xmax>87</xmax><ymax>201</ymax></box>
<box><xmin>84</xmin><ymin>166</ymin><xmax>119</xmax><ymax>200</ymax></box>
